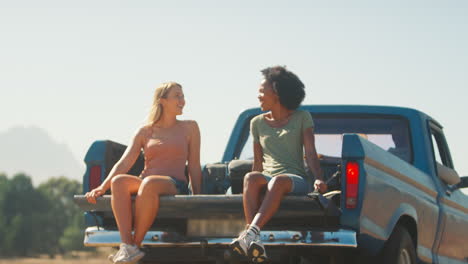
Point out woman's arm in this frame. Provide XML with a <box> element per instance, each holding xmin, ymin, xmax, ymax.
<box><xmin>85</xmin><ymin>127</ymin><xmax>145</xmax><ymax>203</ymax></box>
<box><xmin>252</xmin><ymin>142</ymin><xmax>264</xmax><ymax>172</ymax></box>
<box><xmin>303</xmin><ymin>127</ymin><xmax>327</xmax><ymax>193</ymax></box>
<box><xmin>187</xmin><ymin>121</ymin><xmax>202</xmax><ymax>195</ymax></box>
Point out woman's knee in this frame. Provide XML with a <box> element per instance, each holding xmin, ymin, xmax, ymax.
<box><xmin>244</xmin><ymin>172</ymin><xmax>267</xmax><ymax>188</ymax></box>
<box><xmin>140</xmin><ymin>177</ymin><xmax>171</xmax><ymax>194</ymax></box>
<box><xmin>141</xmin><ymin>177</ymin><xmax>160</xmax><ymax>189</ymax></box>
<box><xmin>111</xmin><ymin>174</ymin><xmax>130</xmax><ymax>189</ymax></box>
<box><xmin>267</xmin><ymin>175</ymin><xmax>292</xmax><ymax>194</ymax></box>
<box><xmin>111</xmin><ymin>175</ymin><xmax>141</xmax><ymax>194</ymax></box>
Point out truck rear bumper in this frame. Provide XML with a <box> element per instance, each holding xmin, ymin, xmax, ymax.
<box><xmin>84</xmin><ymin>227</ymin><xmax>357</xmax><ymax>248</ymax></box>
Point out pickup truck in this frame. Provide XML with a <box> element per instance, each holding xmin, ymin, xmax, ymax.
<box><xmin>74</xmin><ymin>105</ymin><xmax>468</xmax><ymax>264</ymax></box>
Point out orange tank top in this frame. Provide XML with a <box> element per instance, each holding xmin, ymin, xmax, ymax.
<box><xmin>140</xmin><ymin>125</ymin><xmax>188</xmax><ymax>182</ymax></box>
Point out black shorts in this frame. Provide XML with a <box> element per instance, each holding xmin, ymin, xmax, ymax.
<box><xmin>169</xmin><ymin>177</ymin><xmax>189</xmax><ymax>194</ymax></box>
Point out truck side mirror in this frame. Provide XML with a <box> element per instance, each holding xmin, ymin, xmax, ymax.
<box><xmin>436</xmin><ymin>162</ymin><xmax>461</xmax><ymax>186</ymax></box>
<box><xmin>457</xmin><ymin>176</ymin><xmax>468</xmax><ymax>189</ymax></box>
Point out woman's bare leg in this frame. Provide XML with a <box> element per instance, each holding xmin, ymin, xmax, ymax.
<box><xmin>111</xmin><ymin>175</ymin><xmax>142</xmax><ymax>245</ymax></box>
<box><xmin>243</xmin><ymin>172</ymin><xmax>268</xmax><ymax>224</ymax></box>
<box><xmin>133</xmin><ymin>176</ymin><xmax>178</xmax><ymax>246</ymax></box>
<box><xmin>251</xmin><ymin>175</ymin><xmax>292</xmax><ymax>229</ymax></box>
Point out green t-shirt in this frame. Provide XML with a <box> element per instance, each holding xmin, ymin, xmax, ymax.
<box><xmin>251</xmin><ymin>110</ymin><xmax>314</xmax><ymax>177</ymax></box>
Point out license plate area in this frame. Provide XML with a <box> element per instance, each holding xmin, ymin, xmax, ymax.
<box><xmin>187</xmin><ymin>218</ymin><xmax>245</xmax><ymax>237</ymax></box>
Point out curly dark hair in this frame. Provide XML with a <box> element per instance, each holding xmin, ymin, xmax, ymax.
<box><xmin>261</xmin><ymin>66</ymin><xmax>305</xmax><ymax>110</ymax></box>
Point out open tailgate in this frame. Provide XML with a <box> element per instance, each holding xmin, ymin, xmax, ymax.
<box><xmin>73</xmin><ymin>194</ymin><xmax>355</xmax><ymax>248</ymax></box>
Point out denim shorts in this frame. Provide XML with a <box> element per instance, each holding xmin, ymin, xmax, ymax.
<box><xmin>168</xmin><ymin>177</ymin><xmax>189</xmax><ymax>194</ymax></box>
<box><xmin>263</xmin><ymin>173</ymin><xmax>310</xmax><ymax>195</ymax></box>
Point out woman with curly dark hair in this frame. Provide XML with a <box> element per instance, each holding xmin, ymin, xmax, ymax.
<box><xmin>230</xmin><ymin>66</ymin><xmax>327</xmax><ymax>263</ymax></box>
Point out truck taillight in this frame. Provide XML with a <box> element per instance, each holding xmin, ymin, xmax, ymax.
<box><xmin>89</xmin><ymin>165</ymin><xmax>102</xmax><ymax>190</ymax></box>
<box><xmin>345</xmin><ymin>161</ymin><xmax>359</xmax><ymax>209</ymax></box>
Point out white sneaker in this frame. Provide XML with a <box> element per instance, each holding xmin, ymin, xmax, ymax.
<box><xmin>230</xmin><ymin>229</ymin><xmax>256</xmax><ymax>256</ymax></box>
<box><xmin>107</xmin><ymin>252</ymin><xmax>121</xmax><ymax>263</ymax></box>
<box><xmin>249</xmin><ymin>235</ymin><xmax>268</xmax><ymax>263</ymax></box>
<box><xmin>108</xmin><ymin>245</ymin><xmax>124</xmax><ymax>263</ymax></box>
<box><xmin>113</xmin><ymin>243</ymin><xmax>145</xmax><ymax>264</ymax></box>
<box><xmin>108</xmin><ymin>253</ymin><xmax>116</xmax><ymax>263</ymax></box>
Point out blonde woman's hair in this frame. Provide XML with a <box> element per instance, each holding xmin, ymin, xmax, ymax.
<box><xmin>147</xmin><ymin>82</ymin><xmax>182</xmax><ymax>125</ymax></box>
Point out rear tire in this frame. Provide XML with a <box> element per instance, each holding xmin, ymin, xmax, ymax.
<box><xmin>380</xmin><ymin>225</ymin><xmax>417</xmax><ymax>264</ymax></box>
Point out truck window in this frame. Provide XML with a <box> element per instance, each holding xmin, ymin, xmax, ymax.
<box><xmin>429</xmin><ymin>123</ymin><xmax>453</xmax><ymax>168</ymax></box>
<box><xmin>431</xmin><ymin>134</ymin><xmax>444</xmax><ymax>165</ymax></box>
<box><xmin>429</xmin><ymin>123</ymin><xmax>460</xmax><ymax>189</ymax></box>
<box><xmin>239</xmin><ymin>114</ymin><xmax>413</xmax><ymax>163</ymax></box>
<box><xmin>239</xmin><ymin>134</ymin><xmax>254</xmax><ymax>160</ymax></box>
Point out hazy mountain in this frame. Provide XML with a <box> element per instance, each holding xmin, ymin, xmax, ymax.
<box><xmin>0</xmin><ymin>126</ymin><xmax>84</xmax><ymax>185</ymax></box>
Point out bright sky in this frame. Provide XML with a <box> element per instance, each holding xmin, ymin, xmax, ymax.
<box><xmin>1</xmin><ymin>1</ymin><xmax>467</xmax><ymax>179</ymax></box>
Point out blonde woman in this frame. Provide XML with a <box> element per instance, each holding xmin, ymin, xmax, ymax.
<box><xmin>85</xmin><ymin>82</ymin><xmax>202</xmax><ymax>264</ymax></box>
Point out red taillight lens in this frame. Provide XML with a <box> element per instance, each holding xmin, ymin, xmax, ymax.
<box><xmin>89</xmin><ymin>165</ymin><xmax>102</xmax><ymax>190</ymax></box>
<box><xmin>345</xmin><ymin>162</ymin><xmax>359</xmax><ymax>209</ymax></box>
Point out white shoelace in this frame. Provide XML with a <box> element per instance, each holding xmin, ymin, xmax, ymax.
<box><xmin>242</xmin><ymin>230</ymin><xmax>257</xmax><ymax>243</ymax></box>
<box><xmin>116</xmin><ymin>244</ymin><xmax>133</xmax><ymax>260</ymax></box>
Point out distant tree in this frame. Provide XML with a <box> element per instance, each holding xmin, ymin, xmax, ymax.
<box><xmin>1</xmin><ymin>173</ymin><xmax>50</xmax><ymax>256</ymax></box>
<box><xmin>38</xmin><ymin>176</ymin><xmax>82</xmax><ymax>220</ymax></box>
<box><xmin>38</xmin><ymin>177</ymin><xmax>86</xmax><ymax>255</ymax></box>
<box><xmin>0</xmin><ymin>173</ymin><xmax>9</xmax><ymax>256</ymax></box>
<box><xmin>0</xmin><ymin>174</ymin><xmax>86</xmax><ymax>257</ymax></box>
<box><xmin>59</xmin><ymin>213</ymin><xmax>86</xmax><ymax>252</ymax></box>
<box><xmin>2</xmin><ymin>214</ymin><xmax>24</xmax><ymax>255</ymax></box>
